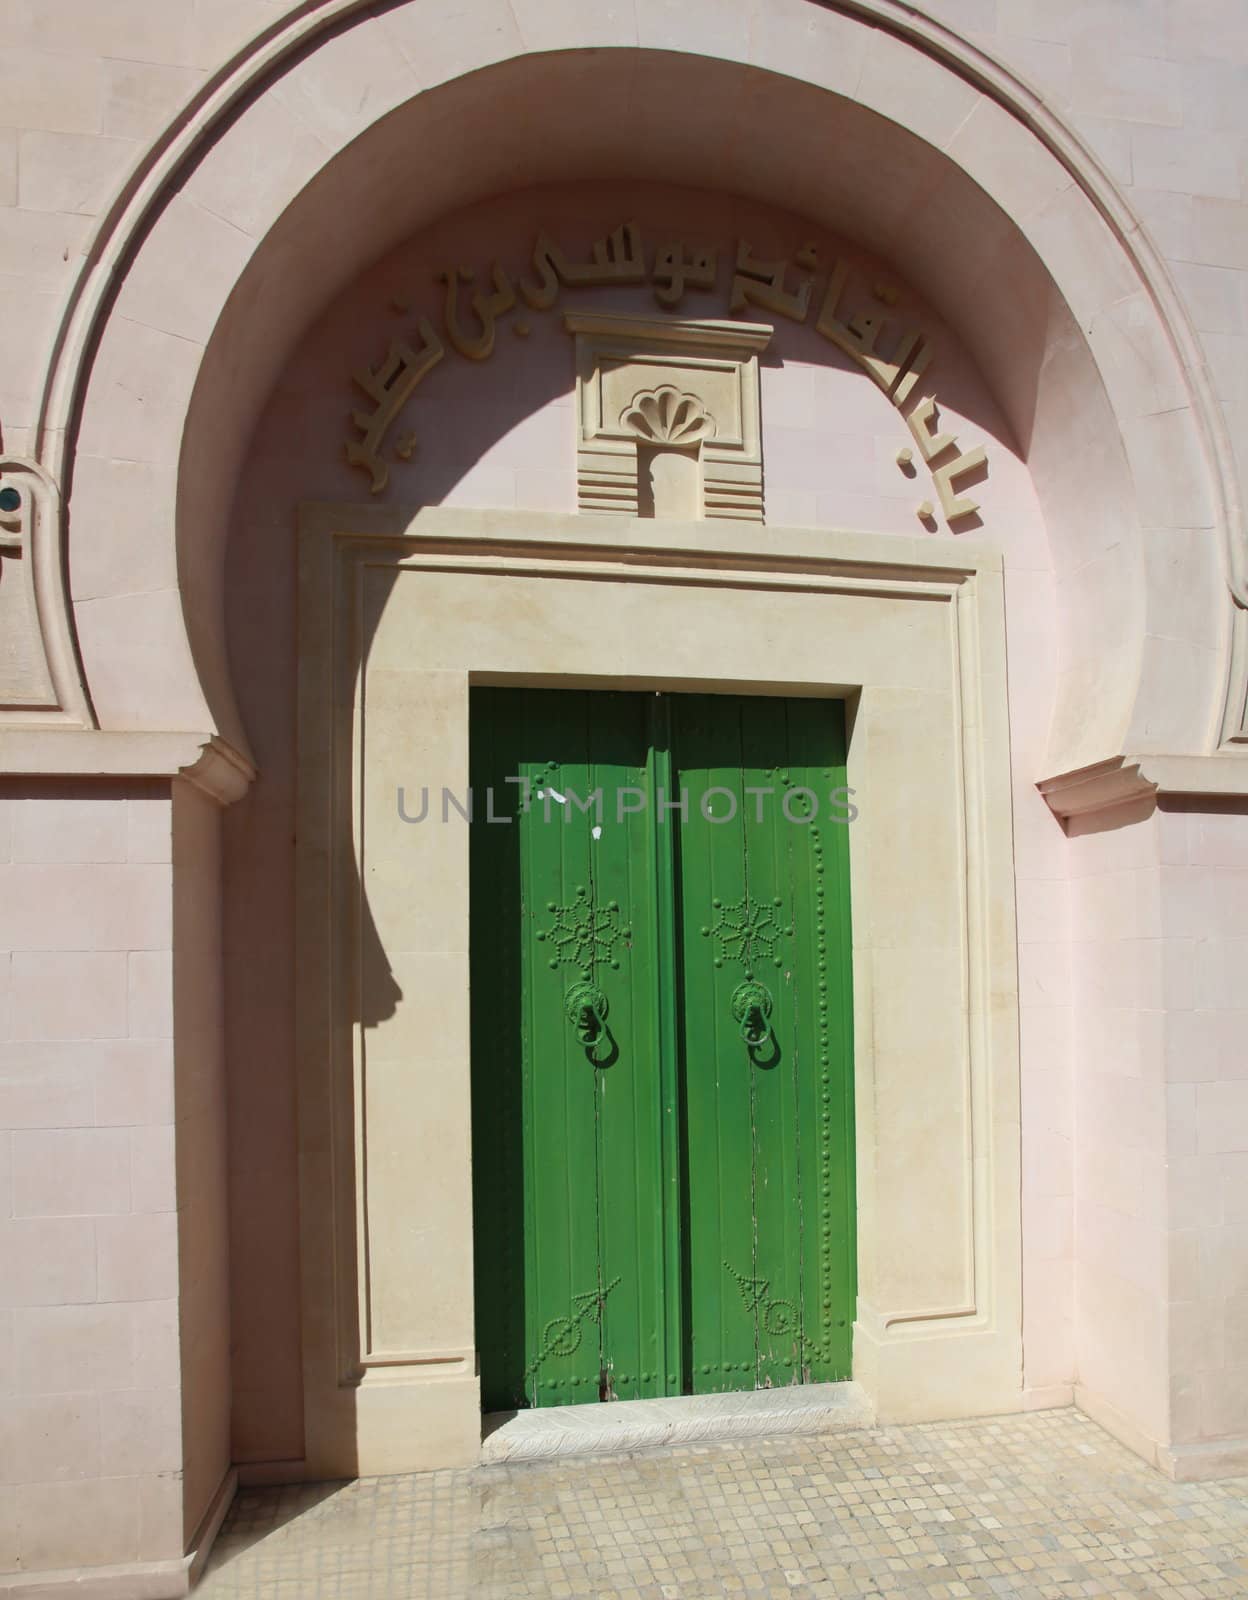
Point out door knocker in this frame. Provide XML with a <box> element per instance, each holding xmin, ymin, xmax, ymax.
<box><xmin>730</xmin><ymin>979</ymin><xmax>775</xmax><ymax>1058</ymax></box>
<box><xmin>564</xmin><ymin>980</ymin><xmax>610</xmax><ymax>1063</ymax></box>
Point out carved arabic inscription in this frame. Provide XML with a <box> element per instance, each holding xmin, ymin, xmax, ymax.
<box><xmin>344</xmin><ymin>220</ymin><xmax>988</xmax><ymax>525</ymax></box>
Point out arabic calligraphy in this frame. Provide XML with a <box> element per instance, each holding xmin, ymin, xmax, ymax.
<box><xmin>730</xmin><ymin>240</ymin><xmax>814</xmax><ymax>322</ymax></box>
<box><xmin>652</xmin><ymin>241</ymin><xmax>717</xmax><ymax>306</ymax></box>
<box><xmin>344</xmin><ymin>220</ymin><xmax>989</xmax><ymax>525</ymax></box>
<box><xmin>345</xmin><ymin>318</ymin><xmax>444</xmax><ymax>494</ymax></box>
<box><xmin>521</xmin><ymin>221</ymin><xmax>646</xmax><ymax>309</ymax></box>
<box><xmin>439</xmin><ymin>262</ymin><xmax>515</xmax><ymax>361</ymax></box>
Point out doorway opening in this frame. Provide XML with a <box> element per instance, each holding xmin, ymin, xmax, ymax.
<box><xmin>469</xmin><ymin>688</ymin><xmax>855</xmax><ymax>1411</ymax></box>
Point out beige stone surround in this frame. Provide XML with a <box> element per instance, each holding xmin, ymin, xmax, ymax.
<box><xmin>295</xmin><ymin>505</ymin><xmax>1020</xmax><ymax>1475</ymax></box>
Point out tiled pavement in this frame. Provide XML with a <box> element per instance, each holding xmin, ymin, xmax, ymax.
<box><xmin>199</xmin><ymin>1409</ymin><xmax>1248</xmax><ymax>1599</ymax></box>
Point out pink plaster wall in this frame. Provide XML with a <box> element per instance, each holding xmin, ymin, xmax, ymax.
<box><xmin>0</xmin><ymin>779</ymin><xmax>232</xmax><ymax>1574</ymax></box>
<box><xmin>223</xmin><ymin>179</ymin><xmax>1066</xmax><ymax>1463</ymax></box>
<box><xmin>1067</xmin><ymin>800</ymin><xmax>1174</xmax><ymax>1446</ymax></box>
<box><xmin>0</xmin><ymin>782</ymin><xmax>185</xmax><ymax>1575</ymax></box>
<box><xmin>1067</xmin><ymin>797</ymin><xmax>1248</xmax><ymax>1462</ymax></box>
<box><xmin>1158</xmin><ymin>803</ymin><xmax>1248</xmax><ymax>1453</ymax></box>
<box><xmin>172</xmin><ymin>783</ymin><xmax>231</xmax><ymax>1544</ymax></box>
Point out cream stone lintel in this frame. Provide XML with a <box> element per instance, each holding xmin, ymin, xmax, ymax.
<box><xmin>297</xmin><ymin>503</ymin><xmax>1022</xmax><ymax>1475</ymax></box>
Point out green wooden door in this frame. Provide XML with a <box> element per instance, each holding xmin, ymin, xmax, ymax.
<box><xmin>470</xmin><ymin>688</ymin><xmax>853</xmax><ymax>1411</ymax></box>
<box><xmin>672</xmin><ymin>695</ymin><xmax>855</xmax><ymax>1391</ymax></box>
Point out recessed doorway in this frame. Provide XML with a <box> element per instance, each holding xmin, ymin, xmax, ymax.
<box><xmin>469</xmin><ymin>687</ymin><xmax>855</xmax><ymax>1411</ymax></box>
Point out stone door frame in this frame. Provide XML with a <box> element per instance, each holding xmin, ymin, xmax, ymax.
<box><xmin>295</xmin><ymin>504</ymin><xmax>1022</xmax><ymax>1477</ymax></box>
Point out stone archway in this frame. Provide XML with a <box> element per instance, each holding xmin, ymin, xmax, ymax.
<box><xmin>12</xmin><ymin>0</ymin><xmax>1237</xmax><ymax>790</ymax></box>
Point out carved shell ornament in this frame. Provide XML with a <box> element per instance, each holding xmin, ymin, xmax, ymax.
<box><xmin>620</xmin><ymin>385</ymin><xmax>716</xmax><ymax>446</ymax></box>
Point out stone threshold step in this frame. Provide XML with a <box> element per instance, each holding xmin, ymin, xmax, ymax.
<box><xmin>481</xmin><ymin>1380</ymin><xmax>875</xmax><ymax>1463</ymax></box>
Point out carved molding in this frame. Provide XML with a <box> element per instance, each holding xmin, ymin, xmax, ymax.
<box><xmin>619</xmin><ymin>386</ymin><xmax>716</xmax><ymax>447</ymax></box>
<box><xmin>1035</xmin><ymin>758</ymin><xmax>1156</xmax><ymax>820</ymax></box>
<box><xmin>1222</xmin><ymin>601</ymin><xmax>1248</xmax><ymax>744</ymax></box>
<box><xmin>0</xmin><ymin>457</ymin><xmax>92</xmax><ymax>728</ymax></box>
<box><xmin>565</xmin><ymin>311</ymin><xmax>773</xmax><ymax>522</ymax></box>
<box><xmin>179</xmin><ymin>735</ymin><xmax>259</xmax><ymax>805</ymax></box>
<box><xmin>1037</xmin><ymin>752</ymin><xmax>1248</xmax><ymax>819</ymax></box>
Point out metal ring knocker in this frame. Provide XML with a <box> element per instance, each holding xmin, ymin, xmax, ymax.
<box><xmin>564</xmin><ymin>980</ymin><xmax>610</xmax><ymax>1063</ymax></box>
<box><xmin>730</xmin><ymin>980</ymin><xmax>775</xmax><ymax>1057</ymax></box>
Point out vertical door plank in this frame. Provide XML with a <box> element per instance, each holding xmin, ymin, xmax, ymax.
<box><xmin>647</xmin><ymin>694</ymin><xmax>686</xmax><ymax>1398</ymax></box>
<box><xmin>523</xmin><ymin>689</ymin><xmax>600</xmax><ymax>1407</ymax></box>
<box><xmin>738</xmin><ymin>696</ymin><xmax>806</xmax><ymax>1389</ymax></box>
<box><xmin>785</xmin><ymin>697</ymin><xmax>855</xmax><ymax>1382</ymax></box>
<box><xmin>673</xmin><ymin>694</ymin><xmax>758</xmax><ymax>1392</ymax></box>
<box><xmin>587</xmin><ymin>693</ymin><xmax>668</xmax><ymax>1401</ymax></box>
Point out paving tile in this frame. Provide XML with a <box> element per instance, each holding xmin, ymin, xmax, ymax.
<box><xmin>198</xmin><ymin>1411</ymin><xmax>1248</xmax><ymax>1599</ymax></box>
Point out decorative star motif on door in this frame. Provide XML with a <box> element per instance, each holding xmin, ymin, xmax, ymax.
<box><xmin>537</xmin><ymin>887</ymin><xmax>629</xmax><ymax>973</ymax></box>
<box><xmin>701</xmin><ymin>894</ymin><xmax>792</xmax><ymax>974</ymax></box>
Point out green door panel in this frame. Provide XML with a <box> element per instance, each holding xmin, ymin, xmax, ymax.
<box><xmin>470</xmin><ymin>688</ymin><xmax>854</xmax><ymax>1411</ymax></box>
<box><xmin>672</xmin><ymin>695</ymin><xmax>854</xmax><ymax>1391</ymax></box>
<box><xmin>470</xmin><ymin>688</ymin><xmax>674</xmax><ymax>1410</ymax></box>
